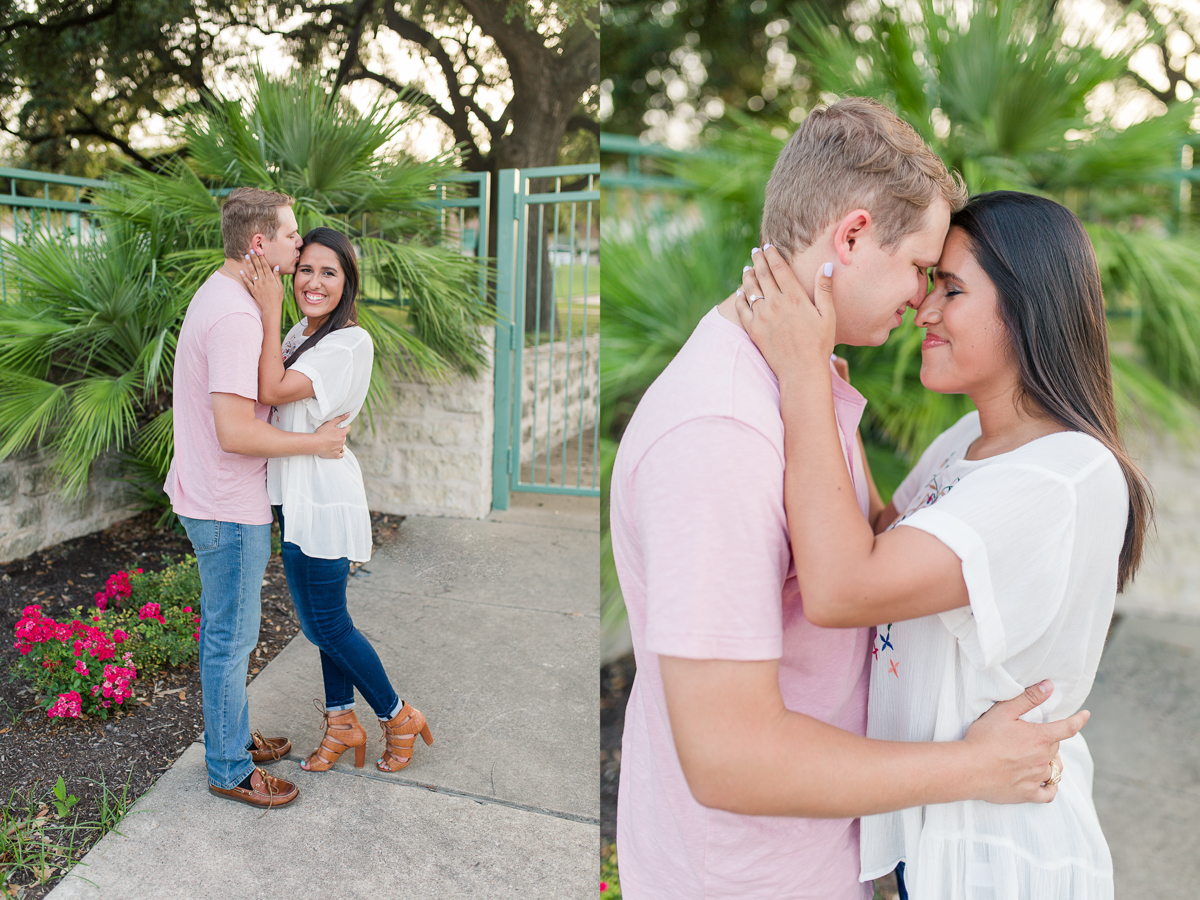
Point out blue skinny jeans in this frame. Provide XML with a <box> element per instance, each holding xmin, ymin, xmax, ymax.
<box><xmin>275</xmin><ymin>507</ymin><xmax>400</xmax><ymax>719</ymax></box>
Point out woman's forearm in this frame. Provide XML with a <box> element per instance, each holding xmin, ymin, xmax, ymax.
<box><xmin>257</xmin><ymin>307</ymin><xmax>288</xmax><ymax>404</ymax></box>
<box><xmin>856</xmin><ymin>429</ymin><xmax>887</xmax><ymax>529</ymax></box>
<box><xmin>778</xmin><ymin>370</ymin><xmax>881</xmax><ymax>619</ymax></box>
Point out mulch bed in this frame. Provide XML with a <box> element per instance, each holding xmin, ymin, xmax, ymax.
<box><xmin>0</xmin><ymin>509</ymin><xmax>402</xmax><ymax>900</ymax></box>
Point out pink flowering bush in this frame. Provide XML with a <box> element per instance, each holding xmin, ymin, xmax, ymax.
<box><xmin>13</xmin><ymin>605</ymin><xmax>137</xmax><ymax>719</ymax></box>
<box><xmin>12</xmin><ymin>556</ymin><xmax>202</xmax><ymax>720</ymax></box>
<box><xmin>93</xmin><ymin>568</ymin><xmax>141</xmax><ymax>611</ymax></box>
<box><xmin>108</xmin><ymin>557</ymin><xmax>202</xmax><ymax>672</ymax></box>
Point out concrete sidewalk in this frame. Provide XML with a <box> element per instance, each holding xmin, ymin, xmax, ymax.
<box><xmin>1086</xmin><ymin>615</ymin><xmax>1200</xmax><ymax>897</ymax></box>
<box><xmin>47</xmin><ymin>493</ymin><xmax>599</xmax><ymax>900</ymax></box>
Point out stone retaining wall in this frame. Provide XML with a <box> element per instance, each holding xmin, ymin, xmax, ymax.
<box><xmin>518</xmin><ymin>334</ymin><xmax>600</xmax><ymax>464</ymax></box>
<box><xmin>0</xmin><ymin>452</ymin><xmax>135</xmax><ymax>565</ymax></box>
<box><xmin>350</xmin><ymin>329</ymin><xmax>495</xmax><ymax>521</ymax></box>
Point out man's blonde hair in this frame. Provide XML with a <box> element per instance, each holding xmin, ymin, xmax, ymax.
<box><xmin>220</xmin><ymin>187</ymin><xmax>295</xmax><ymax>258</ymax></box>
<box><xmin>761</xmin><ymin>97</ymin><xmax>967</xmax><ymax>255</ymax></box>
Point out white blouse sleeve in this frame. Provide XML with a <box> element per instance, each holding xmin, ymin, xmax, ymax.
<box><xmin>896</xmin><ymin>463</ymin><xmax>1078</xmax><ymax>670</ymax></box>
<box><xmin>290</xmin><ymin>331</ymin><xmax>373</xmax><ymax>421</ymax></box>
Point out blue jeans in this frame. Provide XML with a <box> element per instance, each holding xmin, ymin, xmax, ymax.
<box><xmin>178</xmin><ymin>515</ymin><xmax>271</xmax><ymax>789</ymax></box>
<box><xmin>896</xmin><ymin>862</ymin><xmax>909</xmax><ymax>900</ymax></box>
<box><xmin>275</xmin><ymin>508</ymin><xmax>400</xmax><ymax>719</ymax></box>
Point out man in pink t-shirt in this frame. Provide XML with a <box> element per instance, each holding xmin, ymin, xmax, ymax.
<box><xmin>611</xmin><ymin>99</ymin><xmax>1088</xmax><ymax>898</ymax></box>
<box><xmin>165</xmin><ymin>188</ymin><xmax>349</xmax><ymax>809</ymax></box>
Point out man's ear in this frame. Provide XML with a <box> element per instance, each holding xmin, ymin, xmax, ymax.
<box><xmin>833</xmin><ymin>209</ymin><xmax>871</xmax><ymax>266</ymax></box>
<box><xmin>249</xmin><ymin>233</ymin><xmax>265</xmax><ymax>254</ymax></box>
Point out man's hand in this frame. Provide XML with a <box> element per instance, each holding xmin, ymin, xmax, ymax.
<box><xmin>962</xmin><ymin>681</ymin><xmax>1089</xmax><ymax>804</ymax></box>
<box><xmin>314</xmin><ymin>414</ymin><xmax>351</xmax><ymax>459</ymax></box>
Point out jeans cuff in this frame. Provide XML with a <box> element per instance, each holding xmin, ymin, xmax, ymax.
<box><xmin>378</xmin><ymin>699</ymin><xmax>403</xmax><ymax>721</ymax></box>
<box><xmin>326</xmin><ymin>701</ymin><xmax>355</xmax><ymax>713</ymax></box>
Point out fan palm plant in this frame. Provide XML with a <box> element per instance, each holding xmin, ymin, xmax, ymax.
<box><xmin>786</xmin><ymin>0</ymin><xmax>1200</xmax><ymax>454</ymax></box>
<box><xmin>600</xmin><ymin>0</ymin><xmax>1200</xmax><ymax>636</ymax></box>
<box><xmin>0</xmin><ymin>65</ymin><xmax>490</xmax><ymax>504</ymax></box>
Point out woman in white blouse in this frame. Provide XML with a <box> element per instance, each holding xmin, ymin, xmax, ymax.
<box><xmin>239</xmin><ymin>228</ymin><xmax>433</xmax><ymax>774</ymax></box>
<box><xmin>737</xmin><ymin>191</ymin><xmax>1150</xmax><ymax>899</ymax></box>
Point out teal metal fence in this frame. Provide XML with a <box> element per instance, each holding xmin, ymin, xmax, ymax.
<box><xmin>492</xmin><ymin>164</ymin><xmax>601</xmax><ymax>509</ymax></box>
<box><xmin>0</xmin><ymin>168</ymin><xmax>109</xmax><ymax>301</ymax></box>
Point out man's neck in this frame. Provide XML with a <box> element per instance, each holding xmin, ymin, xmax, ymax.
<box><xmin>217</xmin><ymin>258</ymin><xmax>247</xmax><ymax>281</ymax></box>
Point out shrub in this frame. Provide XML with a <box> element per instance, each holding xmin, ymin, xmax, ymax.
<box><xmin>107</xmin><ymin>557</ymin><xmax>201</xmax><ymax>672</ymax></box>
<box><xmin>11</xmin><ymin>556</ymin><xmax>202</xmax><ymax>718</ymax></box>
<box><xmin>12</xmin><ymin>606</ymin><xmax>137</xmax><ymax>719</ymax></box>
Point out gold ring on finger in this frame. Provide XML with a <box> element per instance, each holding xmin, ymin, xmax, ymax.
<box><xmin>1046</xmin><ymin>759</ymin><xmax>1062</xmax><ymax>786</ymax></box>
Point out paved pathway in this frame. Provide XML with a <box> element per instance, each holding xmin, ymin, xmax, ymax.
<box><xmin>1087</xmin><ymin>615</ymin><xmax>1200</xmax><ymax>896</ymax></box>
<box><xmin>47</xmin><ymin>493</ymin><xmax>599</xmax><ymax>900</ymax></box>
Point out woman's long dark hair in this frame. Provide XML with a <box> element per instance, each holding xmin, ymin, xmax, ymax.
<box><xmin>283</xmin><ymin>226</ymin><xmax>360</xmax><ymax>370</ymax></box>
<box><xmin>951</xmin><ymin>191</ymin><xmax>1151</xmax><ymax>591</ymax></box>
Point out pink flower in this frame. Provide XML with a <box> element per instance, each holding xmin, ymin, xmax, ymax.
<box><xmin>47</xmin><ymin>690</ymin><xmax>82</xmax><ymax>719</ymax></box>
<box><xmin>74</xmin><ymin>660</ymin><xmax>89</xmax><ymax>676</ymax></box>
<box><xmin>193</xmin><ymin>631</ymin><xmax>200</xmax><ymax>641</ymax></box>
<box><xmin>600</xmin><ymin>883</ymin><xmax>608</xmax><ymax>892</ymax></box>
<box><xmin>183</xmin><ymin>607</ymin><xmax>192</xmax><ymax>613</ymax></box>
<box><xmin>95</xmin><ymin>594</ymin><xmax>107</xmax><ymax>611</ymax></box>
<box><xmin>73</xmin><ymin>640</ymin><xmax>84</xmax><ymax>657</ymax></box>
<box><xmin>112</xmin><ymin>629</ymin><xmax>128</xmax><ymax>643</ymax></box>
<box><xmin>137</xmin><ymin>602</ymin><xmax>165</xmax><ymax>625</ymax></box>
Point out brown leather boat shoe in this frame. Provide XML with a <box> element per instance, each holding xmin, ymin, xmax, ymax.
<box><xmin>249</xmin><ymin>731</ymin><xmax>291</xmax><ymax>763</ymax></box>
<box><xmin>209</xmin><ymin>767</ymin><xmax>299</xmax><ymax>809</ymax></box>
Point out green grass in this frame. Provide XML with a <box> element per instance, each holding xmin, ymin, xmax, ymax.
<box><xmin>554</xmin><ymin>263</ymin><xmax>598</xmax><ymax>300</ymax></box>
<box><xmin>1</xmin><ymin>773</ymin><xmax>136</xmax><ymax>895</ymax></box>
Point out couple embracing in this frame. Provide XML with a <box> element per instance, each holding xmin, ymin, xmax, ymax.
<box><xmin>612</xmin><ymin>98</ymin><xmax>1145</xmax><ymax>898</ymax></box>
<box><xmin>165</xmin><ymin>188</ymin><xmax>433</xmax><ymax>809</ymax></box>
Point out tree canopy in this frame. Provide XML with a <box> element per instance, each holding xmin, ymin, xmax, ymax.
<box><xmin>0</xmin><ymin>0</ymin><xmax>599</xmax><ymax>174</ymax></box>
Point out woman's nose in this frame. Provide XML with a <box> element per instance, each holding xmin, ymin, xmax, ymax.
<box><xmin>913</xmin><ymin>298</ymin><xmax>942</xmax><ymax>327</ymax></box>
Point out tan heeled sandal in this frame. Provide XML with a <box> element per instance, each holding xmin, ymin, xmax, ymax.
<box><xmin>377</xmin><ymin>702</ymin><xmax>433</xmax><ymax>772</ymax></box>
<box><xmin>301</xmin><ymin>699</ymin><xmax>367</xmax><ymax>771</ymax></box>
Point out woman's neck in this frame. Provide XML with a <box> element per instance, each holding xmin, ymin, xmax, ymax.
<box><xmin>303</xmin><ymin>314</ymin><xmax>327</xmax><ymax>336</ymax></box>
<box><xmin>967</xmin><ymin>383</ymin><xmax>1067</xmax><ymax>460</ymax></box>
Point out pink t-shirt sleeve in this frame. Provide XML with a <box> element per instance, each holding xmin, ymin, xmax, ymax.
<box><xmin>206</xmin><ymin>312</ymin><xmax>263</xmax><ymax>400</ymax></box>
<box><xmin>636</xmin><ymin>416</ymin><xmax>791</xmax><ymax>661</ymax></box>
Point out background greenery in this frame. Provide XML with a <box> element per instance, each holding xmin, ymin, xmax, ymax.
<box><xmin>600</xmin><ymin>0</ymin><xmax>1200</xmax><ymax>636</ymax></box>
<box><xmin>0</xmin><ymin>65</ymin><xmax>490</xmax><ymax>506</ymax></box>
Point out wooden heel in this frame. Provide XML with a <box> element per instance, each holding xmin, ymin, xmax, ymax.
<box><xmin>354</xmin><ymin>742</ymin><xmax>366</xmax><ymax>768</ymax></box>
<box><xmin>420</xmin><ymin>723</ymin><xmax>433</xmax><ymax>746</ymax></box>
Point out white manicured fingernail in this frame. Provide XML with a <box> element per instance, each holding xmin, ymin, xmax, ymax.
<box><xmin>736</xmin><ymin>288</ymin><xmax>743</xmax><ymax>297</ymax></box>
<box><xmin>743</xmin><ymin>265</ymin><xmax>751</xmax><ymax>273</ymax></box>
<box><xmin>245</xmin><ymin>254</ymin><xmax>250</xmax><ymax>260</ymax></box>
<box><xmin>763</xmin><ymin>243</ymin><xmax>772</xmax><ymax>250</ymax></box>
<box><xmin>274</xmin><ymin>266</ymin><xmax>279</xmax><ymax>272</ymax></box>
<box><xmin>751</xmin><ymin>247</ymin><xmax>761</xmax><ymax>255</ymax></box>
<box><xmin>823</xmin><ymin>262</ymin><xmax>834</xmax><ymax>277</ymax></box>
<box><xmin>239</xmin><ymin>270</ymin><xmax>244</xmax><ymax>275</ymax></box>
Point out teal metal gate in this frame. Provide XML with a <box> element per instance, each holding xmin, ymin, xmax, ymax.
<box><xmin>492</xmin><ymin>164</ymin><xmax>600</xmax><ymax>509</ymax></box>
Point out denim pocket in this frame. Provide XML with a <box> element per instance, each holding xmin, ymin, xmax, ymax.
<box><xmin>180</xmin><ymin>516</ymin><xmax>220</xmax><ymax>552</ymax></box>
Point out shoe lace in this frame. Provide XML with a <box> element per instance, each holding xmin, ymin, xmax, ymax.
<box><xmin>251</xmin><ymin>729</ymin><xmax>280</xmax><ymax>759</ymax></box>
<box><xmin>256</xmin><ymin>767</ymin><xmax>277</xmax><ymax>819</ymax></box>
